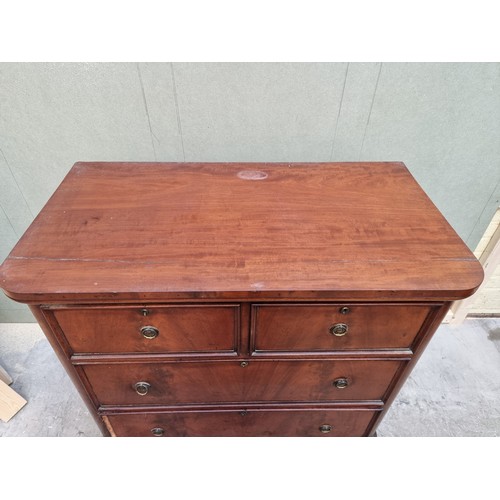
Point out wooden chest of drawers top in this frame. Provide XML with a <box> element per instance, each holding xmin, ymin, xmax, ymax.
<box><xmin>0</xmin><ymin>162</ymin><xmax>483</xmax><ymax>303</ymax></box>
<box><xmin>0</xmin><ymin>162</ymin><xmax>484</xmax><ymax>437</ymax></box>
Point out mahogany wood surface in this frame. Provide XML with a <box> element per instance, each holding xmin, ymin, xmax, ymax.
<box><xmin>51</xmin><ymin>304</ymin><xmax>239</xmax><ymax>354</ymax></box>
<box><xmin>106</xmin><ymin>408</ymin><xmax>379</xmax><ymax>437</ymax></box>
<box><xmin>0</xmin><ymin>162</ymin><xmax>484</xmax><ymax>437</ymax></box>
<box><xmin>83</xmin><ymin>359</ymin><xmax>403</xmax><ymax>406</ymax></box>
<box><xmin>252</xmin><ymin>303</ymin><xmax>434</xmax><ymax>352</ymax></box>
<box><xmin>0</xmin><ymin>162</ymin><xmax>483</xmax><ymax>302</ymax></box>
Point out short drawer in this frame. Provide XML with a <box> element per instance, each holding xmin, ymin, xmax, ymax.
<box><xmin>83</xmin><ymin>359</ymin><xmax>403</xmax><ymax>405</ymax></box>
<box><xmin>105</xmin><ymin>408</ymin><xmax>379</xmax><ymax>437</ymax></box>
<box><xmin>252</xmin><ymin>303</ymin><xmax>434</xmax><ymax>352</ymax></box>
<box><xmin>51</xmin><ymin>304</ymin><xmax>239</xmax><ymax>354</ymax></box>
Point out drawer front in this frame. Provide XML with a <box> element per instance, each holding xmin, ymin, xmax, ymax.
<box><xmin>84</xmin><ymin>359</ymin><xmax>403</xmax><ymax>405</ymax></box>
<box><xmin>105</xmin><ymin>408</ymin><xmax>379</xmax><ymax>437</ymax></box>
<box><xmin>252</xmin><ymin>304</ymin><xmax>433</xmax><ymax>352</ymax></box>
<box><xmin>51</xmin><ymin>305</ymin><xmax>239</xmax><ymax>354</ymax></box>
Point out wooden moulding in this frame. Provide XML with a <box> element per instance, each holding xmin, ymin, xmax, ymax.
<box><xmin>0</xmin><ymin>162</ymin><xmax>484</xmax><ymax>304</ymax></box>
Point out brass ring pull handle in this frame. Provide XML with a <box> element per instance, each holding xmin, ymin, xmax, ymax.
<box><xmin>333</xmin><ymin>377</ymin><xmax>349</xmax><ymax>389</ymax></box>
<box><xmin>319</xmin><ymin>424</ymin><xmax>332</xmax><ymax>433</ymax></box>
<box><xmin>134</xmin><ymin>381</ymin><xmax>151</xmax><ymax>396</ymax></box>
<box><xmin>151</xmin><ymin>427</ymin><xmax>164</xmax><ymax>436</ymax></box>
<box><xmin>330</xmin><ymin>323</ymin><xmax>348</xmax><ymax>336</ymax></box>
<box><xmin>141</xmin><ymin>326</ymin><xmax>159</xmax><ymax>339</ymax></box>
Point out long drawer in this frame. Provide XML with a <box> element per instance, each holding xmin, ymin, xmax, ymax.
<box><xmin>51</xmin><ymin>304</ymin><xmax>239</xmax><ymax>354</ymax></box>
<box><xmin>105</xmin><ymin>408</ymin><xmax>379</xmax><ymax>437</ymax></box>
<box><xmin>252</xmin><ymin>303</ymin><xmax>434</xmax><ymax>352</ymax></box>
<box><xmin>83</xmin><ymin>359</ymin><xmax>403</xmax><ymax>406</ymax></box>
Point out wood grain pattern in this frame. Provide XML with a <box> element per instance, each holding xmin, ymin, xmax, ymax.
<box><xmin>83</xmin><ymin>359</ymin><xmax>403</xmax><ymax>406</ymax></box>
<box><xmin>0</xmin><ymin>364</ymin><xmax>13</xmax><ymax>385</ymax></box>
<box><xmin>0</xmin><ymin>162</ymin><xmax>483</xmax><ymax>303</ymax></box>
<box><xmin>0</xmin><ymin>162</ymin><xmax>485</xmax><ymax>437</ymax></box>
<box><xmin>105</xmin><ymin>408</ymin><xmax>379</xmax><ymax>437</ymax></box>
<box><xmin>0</xmin><ymin>379</ymin><xmax>27</xmax><ymax>422</ymax></box>
<box><xmin>252</xmin><ymin>303</ymin><xmax>434</xmax><ymax>352</ymax></box>
<box><xmin>50</xmin><ymin>304</ymin><xmax>239</xmax><ymax>354</ymax></box>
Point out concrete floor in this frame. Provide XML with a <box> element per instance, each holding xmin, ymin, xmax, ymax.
<box><xmin>1</xmin><ymin>318</ymin><xmax>499</xmax><ymax>437</ymax></box>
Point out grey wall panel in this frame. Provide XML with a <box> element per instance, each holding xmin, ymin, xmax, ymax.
<box><xmin>360</xmin><ymin>63</ymin><xmax>500</xmax><ymax>247</ymax></box>
<box><xmin>0</xmin><ymin>204</ymin><xmax>19</xmax><ymax>262</ymax></box>
<box><xmin>466</xmin><ymin>180</ymin><xmax>500</xmax><ymax>249</ymax></box>
<box><xmin>173</xmin><ymin>62</ymin><xmax>347</xmax><ymax>161</ymax></box>
<box><xmin>330</xmin><ymin>62</ymin><xmax>381</xmax><ymax>161</ymax></box>
<box><xmin>0</xmin><ymin>63</ymin><xmax>156</xmax><ymax>216</ymax></box>
<box><xmin>137</xmin><ymin>62</ymin><xmax>185</xmax><ymax>161</ymax></box>
<box><xmin>1</xmin><ymin>62</ymin><xmax>499</xmax><ymax>322</ymax></box>
<box><xmin>0</xmin><ymin>149</ymin><xmax>33</xmax><ymax>236</ymax></box>
<box><xmin>0</xmin><ymin>62</ymin><xmax>158</xmax><ymax>322</ymax></box>
<box><xmin>0</xmin><ymin>207</ymin><xmax>33</xmax><ymax>322</ymax></box>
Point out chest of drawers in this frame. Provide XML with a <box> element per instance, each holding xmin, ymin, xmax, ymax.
<box><xmin>0</xmin><ymin>162</ymin><xmax>483</xmax><ymax>436</ymax></box>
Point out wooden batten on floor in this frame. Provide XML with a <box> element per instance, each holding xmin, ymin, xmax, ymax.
<box><xmin>0</xmin><ymin>364</ymin><xmax>13</xmax><ymax>385</ymax></box>
<box><xmin>0</xmin><ymin>379</ymin><xmax>27</xmax><ymax>422</ymax></box>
